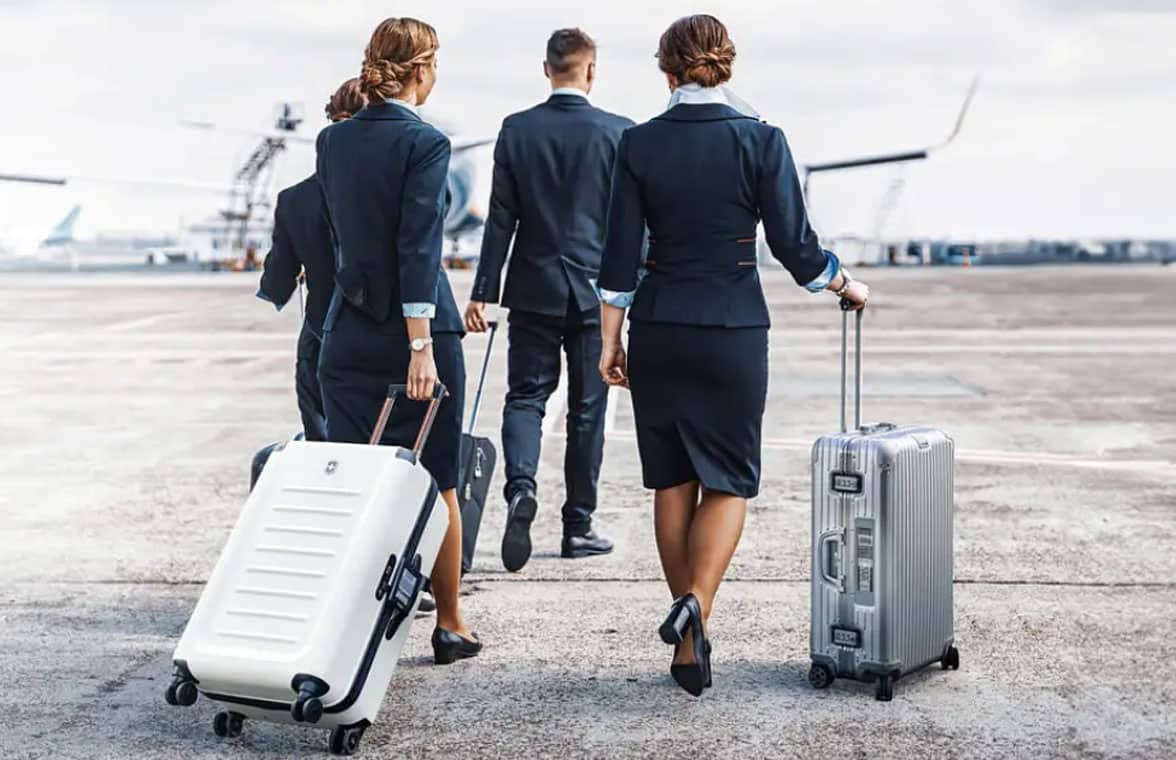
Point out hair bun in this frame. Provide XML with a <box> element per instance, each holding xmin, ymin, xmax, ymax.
<box><xmin>359</xmin><ymin>58</ymin><xmax>406</xmax><ymax>99</ymax></box>
<box><xmin>684</xmin><ymin>48</ymin><xmax>733</xmax><ymax>88</ymax></box>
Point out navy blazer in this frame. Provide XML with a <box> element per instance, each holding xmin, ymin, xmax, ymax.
<box><xmin>257</xmin><ymin>175</ymin><xmax>335</xmax><ymax>334</ymax></box>
<box><xmin>472</xmin><ymin>94</ymin><xmax>634</xmax><ymax>320</ymax></box>
<box><xmin>316</xmin><ymin>102</ymin><xmax>463</xmax><ymax>334</ymax></box>
<box><xmin>597</xmin><ymin>103</ymin><xmax>828</xmax><ymax>328</ymax></box>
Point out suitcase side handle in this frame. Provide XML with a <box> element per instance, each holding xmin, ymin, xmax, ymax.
<box><xmin>839</xmin><ymin>305</ymin><xmax>863</xmax><ymax>433</ymax></box>
<box><xmin>370</xmin><ymin>382</ymin><xmax>450</xmax><ymax>457</ymax></box>
<box><xmin>818</xmin><ymin>529</ymin><xmax>845</xmax><ymax>592</ymax></box>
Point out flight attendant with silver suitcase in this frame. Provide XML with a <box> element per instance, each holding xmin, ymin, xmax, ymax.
<box><xmin>808</xmin><ymin>304</ymin><xmax>960</xmax><ymax>701</ymax></box>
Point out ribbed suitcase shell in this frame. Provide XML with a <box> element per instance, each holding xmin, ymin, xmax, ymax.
<box><xmin>171</xmin><ymin>439</ymin><xmax>448</xmax><ymax>728</ymax></box>
<box><xmin>810</xmin><ymin>424</ymin><xmax>955</xmax><ymax>691</ymax></box>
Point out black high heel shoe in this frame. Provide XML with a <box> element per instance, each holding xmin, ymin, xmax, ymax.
<box><xmin>431</xmin><ymin>628</ymin><xmax>482</xmax><ymax>665</ymax></box>
<box><xmin>660</xmin><ymin>594</ymin><xmax>706</xmax><ymax>697</ymax></box>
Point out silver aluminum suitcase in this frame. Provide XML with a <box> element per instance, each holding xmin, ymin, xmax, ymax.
<box><xmin>808</xmin><ymin>306</ymin><xmax>959</xmax><ymax>701</ymax></box>
<box><xmin>166</xmin><ymin>384</ymin><xmax>450</xmax><ymax>755</ymax></box>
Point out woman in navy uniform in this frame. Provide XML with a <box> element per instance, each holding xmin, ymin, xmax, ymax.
<box><xmin>597</xmin><ymin>14</ymin><xmax>870</xmax><ymax>695</ymax></box>
<box><xmin>316</xmin><ymin>17</ymin><xmax>480</xmax><ymax>664</ymax></box>
<box><xmin>257</xmin><ymin>78</ymin><xmax>365</xmax><ymax>441</ymax></box>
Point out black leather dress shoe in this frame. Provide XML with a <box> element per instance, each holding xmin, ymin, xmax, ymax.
<box><xmin>431</xmin><ymin>628</ymin><xmax>482</xmax><ymax>665</ymax></box>
<box><xmin>561</xmin><ymin>530</ymin><xmax>614</xmax><ymax>559</ymax></box>
<box><xmin>501</xmin><ymin>490</ymin><xmax>538</xmax><ymax>572</ymax></box>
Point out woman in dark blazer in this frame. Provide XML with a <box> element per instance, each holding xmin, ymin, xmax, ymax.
<box><xmin>316</xmin><ymin>17</ymin><xmax>480</xmax><ymax>665</ymax></box>
<box><xmin>597</xmin><ymin>14</ymin><xmax>869</xmax><ymax>695</ymax></box>
<box><xmin>257</xmin><ymin>78</ymin><xmax>366</xmax><ymax>442</ymax></box>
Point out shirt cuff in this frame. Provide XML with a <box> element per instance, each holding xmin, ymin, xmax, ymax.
<box><xmin>593</xmin><ymin>278</ymin><xmax>636</xmax><ymax>308</ymax></box>
<box><xmin>402</xmin><ymin>302</ymin><xmax>437</xmax><ymax>319</ymax></box>
<box><xmin>804</xmin><ymin>250</ymin><xmax>841</xmax><ymax>293</ymax></box>
<box><xmin>256</xmin><ymin>288</ymin><xmax>285</xmax><ymax>312</ymax></box>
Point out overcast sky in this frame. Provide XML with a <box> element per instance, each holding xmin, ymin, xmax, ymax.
<box><xmin>1</xmin><ymin>0</ymin><xmax>1174</xmax><ymax>242</ymax></box>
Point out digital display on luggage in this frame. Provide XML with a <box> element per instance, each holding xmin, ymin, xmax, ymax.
<box><xmin>831</xmin><ymin>472</ymin><xmax>863</xmax><ymax>494</ymax></box>
<box><xmin>832</xmin><ymin>627</ymin><xmax>862</xmax><ymax>649</ymax></box>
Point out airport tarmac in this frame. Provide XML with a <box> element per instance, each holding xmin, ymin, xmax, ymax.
<box><xmin>1</xmin><ymin>265</ymin><xmax>1174</xmax><ymax>759</ymax></box>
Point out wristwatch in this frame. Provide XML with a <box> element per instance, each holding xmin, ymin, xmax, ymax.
<box><xmin>409</xmin><ymin>337</ymin><xmax>434</xmax><ymax>352</ymax></box>
<box><xmin>833</xmin><ymin>269</ymin><xmax>853</xmax><ymax>297</ymax></box>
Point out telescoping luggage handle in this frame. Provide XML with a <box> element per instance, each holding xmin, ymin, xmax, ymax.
<box><xmin>369</xmin><ymin>382</ymin><xmax>449</xmax><ymax>456</ymax></box>
<box><xmin>466</xmin><ymin>320</ymin><xmax>499</xmax><ymax>435</ymax></box>
<box><xmin>839</xmin><ymin>299</ymin><xmax>863</xmax><ymax>433</ymax></box>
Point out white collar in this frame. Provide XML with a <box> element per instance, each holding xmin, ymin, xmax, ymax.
<box><xmin>550</xmin><ymin>87</ymin><xmax>589</xmax><ymax>101</ymax></box>
<box><xmin>387</xmin><ymin>97</ymin><xmax>419</xmax><ymax>116</ymax></box>
<box><xmin>667</xmin><ymin>82</ymin><xmax>759</xmax><ymax>118</ymax></box>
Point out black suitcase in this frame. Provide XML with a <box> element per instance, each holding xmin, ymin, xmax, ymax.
<box><xmin>458</xmin><ymin>321</ymin><xmax>499</xmax><ymax>574</ymax></box>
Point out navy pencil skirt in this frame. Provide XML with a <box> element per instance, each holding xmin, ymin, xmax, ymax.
<box><xmin>318</xmin><ymin>303</ymin><xmax>465</xmax><ymax>491</ymax></box>
<box><xmin>627</xmin><ymin>321</ymin><xmax>768</xmax><ymax>498</ymax></box>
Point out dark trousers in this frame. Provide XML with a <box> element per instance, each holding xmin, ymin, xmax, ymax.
<box><xmin>502</xmin><ymin>307</ymin><xmax>606</xmax><ymax>536</ymax></box>
<box><xmin>296</xmin><ymin>325</ymin><xmax>327</xmax><ymax>442</ymax></box>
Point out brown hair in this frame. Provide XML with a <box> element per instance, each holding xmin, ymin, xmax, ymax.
<box><xmin>325</xmin><ymin>78</ymin><xmax>365</xmax><ymax>122</ymax></box>
<box><xmin>546</xmin><ymin>28</ymin><xmax>597</xmax><ymax>75</ymax></box>
<box><xmin>656</xmin><ymin>14</ymin><xmax>736</xmax><ymax>88</ymax></box>
<box><xmin>359</xmin><ymin>18</ymin><xmax>439</xmax><ymax>101</ymax></box>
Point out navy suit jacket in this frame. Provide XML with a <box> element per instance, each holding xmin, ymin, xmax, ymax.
<box><xmin>315</xmin><ymin>102</ymin><xmax>463</xmax><ymax>334</ymax></box>
<box><xmin>472</xmin><ymin>94</ymin><xmax>634</xmax><ymax>321</ymax></box>
<box><xmin>597</xmin><ymin>103</ymin><xmax>828</xmax><ymax>328</ymax></box>
<box><xmin>257</xmin><ymin>175</ymin><xmax>335</xmax><ymax>334</ymax></box>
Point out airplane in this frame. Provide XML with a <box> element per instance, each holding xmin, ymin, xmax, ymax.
<box><xmin>0</xmin><ymin>204</ymin><xmax>83</xmax><ymax>269</ymax></box>
<box><xmin>1</xmin><ymin>103</ymin><xmax>493</xmax><ymax>268</ymax></box>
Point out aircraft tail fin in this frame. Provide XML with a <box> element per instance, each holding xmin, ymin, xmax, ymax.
<box><xmin>42</xmin><ymin>205</ymin><xmax>81</xmax><ymax>247</ymax></box>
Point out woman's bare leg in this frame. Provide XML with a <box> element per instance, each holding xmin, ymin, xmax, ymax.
<box><xmin>686</xmin><ymin>489</ymin><xmax>747</xmax><ymax>623</ymax></box>
<box><xmin>432</xmin><ymin>488</ymin><xmax>474</xmax><ymax>638</ymax></box>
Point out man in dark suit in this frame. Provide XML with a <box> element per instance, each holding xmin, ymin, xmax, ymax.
<box><xmin>465</xmin><ymin>29</ymin><xmax>633</xmax><ymax>572</ymax></box>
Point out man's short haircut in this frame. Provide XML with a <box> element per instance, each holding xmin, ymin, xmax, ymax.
<box><xmin>546</xmin><ymin>28</ymin><xmax>597</xmax><ymax>75</ymax></box>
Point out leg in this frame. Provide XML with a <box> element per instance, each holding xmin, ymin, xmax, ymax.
<box><xmin>431</xmin><ymin>488</ymin><xmax>473</xmax><ymax>638</ymax></box>
<box><xmin>686</xmin><ymin>488</ymin><xmax>748</xmax><ymax>623</ymax></box>
<box><xmin>561</xmin><ymin>320</ymin><xmax>608</xmax><ymax>536</ymax></box>
<box><xmin>501</xmin><ymin>313</ymin><xmax>562</xmax><ymax>501</ymax></box>
<box><xmin>296</xmin><ymin>330</ymin><xmax>326</xmax><ymax>441</ymax></box>
<box><xmin>653</xmin><ymin>481</ymin><xmax>699</xmax><ymax>599</ymax></box>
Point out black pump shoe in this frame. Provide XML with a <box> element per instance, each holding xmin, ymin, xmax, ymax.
<box><xmin>431</xmin><ymin>628</ymin><xmax>482</xmax><ymax>665</ymax></box>
<box><xmin>660</xmin><ymin>594</ymin><xmax>707</xmax><ymax>697</ymax></box>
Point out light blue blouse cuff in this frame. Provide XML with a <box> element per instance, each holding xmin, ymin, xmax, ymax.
<box><xmin>804</xmin><ymin>250</ymin><xmax>841</xmax><ymax>293</ymax></box>
<box><xmin>593</xmin><ymin>278</ymin><xmax>636</xmax><ymax>308</ymax></box>
<box><xmin>256</xmin><ymin>289</ymin><xmax>285</xmax><ymax>312</ymax></box>
<box><xmin>402</xmin><ymin>302</ymin><xmax>437</xmax><ymax>319</ymax></box>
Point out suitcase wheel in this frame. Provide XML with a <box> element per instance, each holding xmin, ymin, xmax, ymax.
<box><xmin>212</xmin><ymin>711</ymin><xmax>245</xmax><ymax>738</ymax></box>
<box><xmin>875</xmin><ymin>675</ymin><xmax>894</xmax><ymax>702</ymax></box>
<box><xmin>329</xmin><ymin>724</ymin><xmax>367</xmax><ymax>756</ymax></box>
<box><xmin>165</xmin><ymin>679</ymin><xmax>198</xmax><ymax>707</ymax></box>
<box><xmin>941</xmin><ymin>646</ymin><xmax>960</xmax><ymax>671</ymax></box>
<box><xmin>807</xmin><ymin>663</ymin><xmax>835</xmax><ymax>690</ymax></box>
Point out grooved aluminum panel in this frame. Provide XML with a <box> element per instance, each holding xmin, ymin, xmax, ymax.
<box><xmin>811</xmin><ymin>425</ymin><xmax>954</xmax><ymax>679</ymax></box>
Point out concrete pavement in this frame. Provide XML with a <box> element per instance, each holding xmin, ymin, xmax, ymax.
<box><xmin>1</xmin><ymin>266</ymin><xmax>1173</xmax><ymax>759</ymax></box>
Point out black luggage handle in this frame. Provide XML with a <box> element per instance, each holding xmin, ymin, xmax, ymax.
<box><xmin>370</xmin><ymin>382</ymin><xmax>449</xmax><ymax>456</ymax></box>
<box><xmin>839</xmin><ymin>305</ymin><xmax>863</xmax><ymax>433</ymax></box>
<box><xmin>466</xmin><ymin>320</ymin><xmax>499</xmax><ymax>435</ymax></box>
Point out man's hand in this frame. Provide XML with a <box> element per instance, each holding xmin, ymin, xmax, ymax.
<box><xmin>464</xmin><ymin>301</ymin><xmax>489</xmax><ymax>333</ymax></box>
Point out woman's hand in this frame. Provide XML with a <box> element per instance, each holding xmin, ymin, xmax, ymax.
<box><xmin>599</xmin><ymin>339</ymin><xmax>629</xmax><ymax>388</ymax></box>
<box><xmin>840</xmin><ymin>280</ymin><xmax>870</xmax><ymax>311</ymax></box>
<box><xmin>407</xmin><ymin>348</ymin><xmax>438</xmax><ymax>400</ymax></box>
<box><xmin>464</xmin><ymin>301</ymin><xmax>489</xmax><ymax>333</ymax></box>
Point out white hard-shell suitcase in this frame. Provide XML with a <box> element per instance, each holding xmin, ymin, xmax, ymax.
<box><xmin>166</xmin><ymin>383</ymin><xmax>451</xmax><ymax>755</ymax></box>
<box><xmin>808</xmin><ymin>306</ymin><xmax>959</xmax><ymax>702</ymax></box>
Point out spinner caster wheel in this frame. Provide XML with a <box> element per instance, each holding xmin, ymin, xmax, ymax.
<box><xmin>807</xmin><ymin>663</ymin><xmax>835</xmax><ymax>689</ymax></box>
<box><xmin>292</xmin><ymin>695</ymin><xmax>324</xmax><ymax>724</ymax></box>
<box><xmin>167</xmin><ymin>679</ymin><xmax>198</xmax><ymax>707</ymax></box>
<box><xmin>329</xmin><ymin>725</ymin><xmax>366</xmax><ymax>756</ymax></box>
<box><xmin>875</xmin><ymin>674</ymin><xmax>894</xmax><ymax>702</ymax></box>
<box><xmin>942</xmin><ymin>646</ymin><xmax>960</xmax><ymax>671</ymax></box>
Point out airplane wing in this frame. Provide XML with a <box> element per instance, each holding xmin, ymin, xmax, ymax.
<box><xmin>0</xmin><ymin>171</ymin><xmax>230</xmax><ymax>194</ymax></box>
<box><xmin>802</xmin><ymin>77</ymin><xmax>978</xmax><ymax>190</ymax></box>
<box><xmin>180</xmin><ymin>120</ymin><xmax>315</xmax><ymax>145</ymax></box>
<box><xmin>450</xmin><ymin>137</ymin><xmax>495</xmax><ymax>153</ymax></box>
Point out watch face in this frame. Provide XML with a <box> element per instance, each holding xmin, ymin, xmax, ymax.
<box><xmin>411</xmin><ymin>339</ymin><xmax>423</xmax><ymax>350</ymax></box>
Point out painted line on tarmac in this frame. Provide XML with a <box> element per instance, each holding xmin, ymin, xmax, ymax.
<box><xmin>31</xmin><ymin>577</ymin><xmax>1176</xmax><ymax>589</ymax></box>
<box><xmin>101</xmin><ymin>311</ymin><xmax>183</xmax><ymax>332</ymax></box>
<box><xmin>574</xmin><ymin>430</ymin><xmax>1176</xmax><ymax>476</ymax></box>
